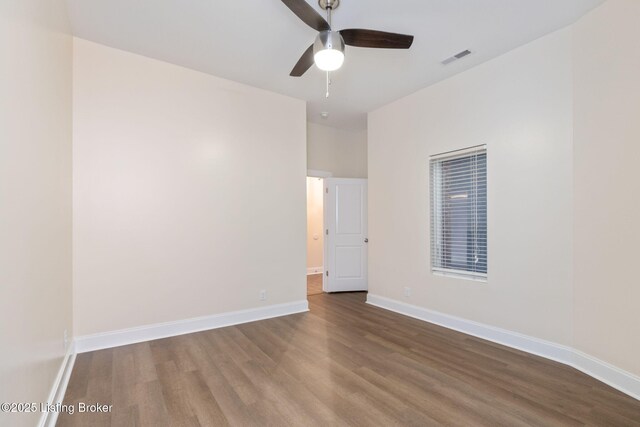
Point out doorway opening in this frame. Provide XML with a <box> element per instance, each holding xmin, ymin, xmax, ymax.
<box><xmin>306</xmin><ymin>171</ymin><xmax>369</xmax><ymax>297</ymax></box>
<box><xmin>306</xmin><ymin>175</ymin><xmax>325</xmax><ymax>296</ymax></box>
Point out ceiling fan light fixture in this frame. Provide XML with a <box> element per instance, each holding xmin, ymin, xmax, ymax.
<box><xmin>313</xmin><ymin>30</ymin><xmax>345</xmax><ymax>71</ymax></box>
<box><xmin>314</xmin><ymin>49</ymin><xmax>344</xmax><ymax>71</ymax></box>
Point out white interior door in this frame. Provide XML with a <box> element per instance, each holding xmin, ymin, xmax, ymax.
<box><xmin>324</xmin><ymin>178</ymin><xmax>368</xmax><ymax>292</ymax></box>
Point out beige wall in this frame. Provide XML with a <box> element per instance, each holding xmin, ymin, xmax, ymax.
<box><xmin>369</xmin><ymin>0</ymin><xmax>640</xmax><ymax>378</ymax></box>
<box><xmin>72</xmin><ymin>38</ymin><xmax>307</xmax><ymax>336</ymax></box>
<box><xmin>307</xmin><ymin>122</ymin><xmax>367</xmax><ymax>178</ymax></box>
<box><xmin>306</xmin><ymin>177</ymin><xmax>324</xmax><ymax>271</ymax></box>
<box><xmin>0</xmin><ymin>1</ymin><xmax>73</xmax><ymax>426</ymax></box>
<box><xmin>368</xmin><ymin>28</ymin><xmax>575</xmax><ymax>345</ymax></box>
<box><xmin>572</xmin><ymin>0</ymin><xmax>640</xmax><ymax>375</ymax></box>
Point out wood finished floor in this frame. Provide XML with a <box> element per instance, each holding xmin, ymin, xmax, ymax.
<box><xmin>58</xmin><ymin>292</ymin><xmax>640</xmax><ymax>426</ymax></box>
<box><xmin>307</xmin><ymin>274</ymin><xmax>323</xmax><ymax>296</ymax></box>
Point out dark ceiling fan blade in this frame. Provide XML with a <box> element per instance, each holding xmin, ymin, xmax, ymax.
<box><xmin>290</xmin><ymin>44</ymin><xmax>315</xmax><ymax>77</ymax></box>
<box><xmin>281</xmin><ymin>0</ymin><xmax>330</xmax><ymax>32</ymax></box>
<box><xmin>339</xmin><ymin>29</ymin><xmax>414</xmax><ymax>49</ymax></box>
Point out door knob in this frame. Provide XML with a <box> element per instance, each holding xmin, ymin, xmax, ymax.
<box><xmin>364</xmin><ymin>238</ymin><xmax>369</xmax><ymax>243</ymax></box>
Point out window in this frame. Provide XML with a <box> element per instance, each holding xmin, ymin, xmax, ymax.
<box><xmin>430</xmin><ymin>145</ymin><xmax>487</xmax><ymax>280</ymax></box>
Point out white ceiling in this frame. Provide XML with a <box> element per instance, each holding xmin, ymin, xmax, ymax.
<box><xmin>66</xmin><ymin>0</ymin><xmax>603</xmax><ymax>130</ymax></box>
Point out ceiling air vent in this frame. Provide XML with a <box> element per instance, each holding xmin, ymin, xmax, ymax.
<box><xmin>441</xmin><ymin>49</ymin><xmax>472</xmax><ymax>65</ymax></box>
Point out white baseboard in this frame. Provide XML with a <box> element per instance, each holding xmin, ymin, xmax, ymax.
<box><xmin>39</xmin><ymin>342</ymin><xmax>77</xmax><ymax>427</ymax></box>
<box><xmin>307</xmin><ymin>266</ymin><xmax>323</xmax><ymax>275</ymax></box>
<box><xmin>75</xmin><ymin>300</ymin><xmax>309</xmax><ymax>353</ymax></box>
<box><xmin>366</xmin><ymin>294</ymin><xmax>640</xmax><ymax>402</ymax></box>
<box><xmin>572</xmin><ymin>349</ymin><xmax>640</xmax><ymax>401</ymax></box>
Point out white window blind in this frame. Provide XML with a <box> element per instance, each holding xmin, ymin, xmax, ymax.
<box><xmin>430</xmin><ymin>145</ymin><xmax>487</xmax><ymax>280</ymax></box>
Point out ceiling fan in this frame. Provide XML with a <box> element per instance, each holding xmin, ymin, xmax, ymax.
<box><xmin>281</xmin><ymin>0</ymin><xmax>414</xmax><ymax>77</ymax></box>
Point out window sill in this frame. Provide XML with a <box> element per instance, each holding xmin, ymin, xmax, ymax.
<box><xmin>432</xmin><ymin>269</ymin><xmax>487</xmax><ymax>283</ymax></box>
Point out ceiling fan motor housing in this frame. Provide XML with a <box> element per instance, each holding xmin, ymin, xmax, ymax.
<box><xmin>318</xmin><ymin>0</ymin><xmax>340</xmax><ymax>10</ymax></box>
<box><xmin>314</xmin><ymin>31</ymin><xmax>345</xmax><ymax>55</ymax></box>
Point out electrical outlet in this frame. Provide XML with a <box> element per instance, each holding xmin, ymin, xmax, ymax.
<box><xmin>63</xmin><ymin>329</ymin><xmax>68</xmax><ymax>351</ymax></box>
<box><xmin>259</xmin><ymin>290</ymin><xmax>267</xmax><ymax>301</ymax></box>
<box><xmin>403</xmin><ymin>287</ymin><xmax>411</xmax><ymax>298</ymax></box>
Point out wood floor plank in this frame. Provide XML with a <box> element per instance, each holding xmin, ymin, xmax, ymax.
<box><xmin>58</xmin><ymin>292</ymin><xmax>640</xmax><ymax>426</ymax></box>
<box><xmin>307</xmin><ymin>273</ymin><xmax>323</xmax><ymax>296</ymax></box>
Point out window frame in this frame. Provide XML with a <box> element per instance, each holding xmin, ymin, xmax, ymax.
<box><xmin>429</xmin><ymin>145</ymin><xmax>488</xmax><ymax>282</ymax></box>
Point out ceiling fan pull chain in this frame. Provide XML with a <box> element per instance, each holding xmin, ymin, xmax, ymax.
<box><xmin>326</xmin><ymin>71</ymin><xmax>330</xmax><ymax>98</ymax></box>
